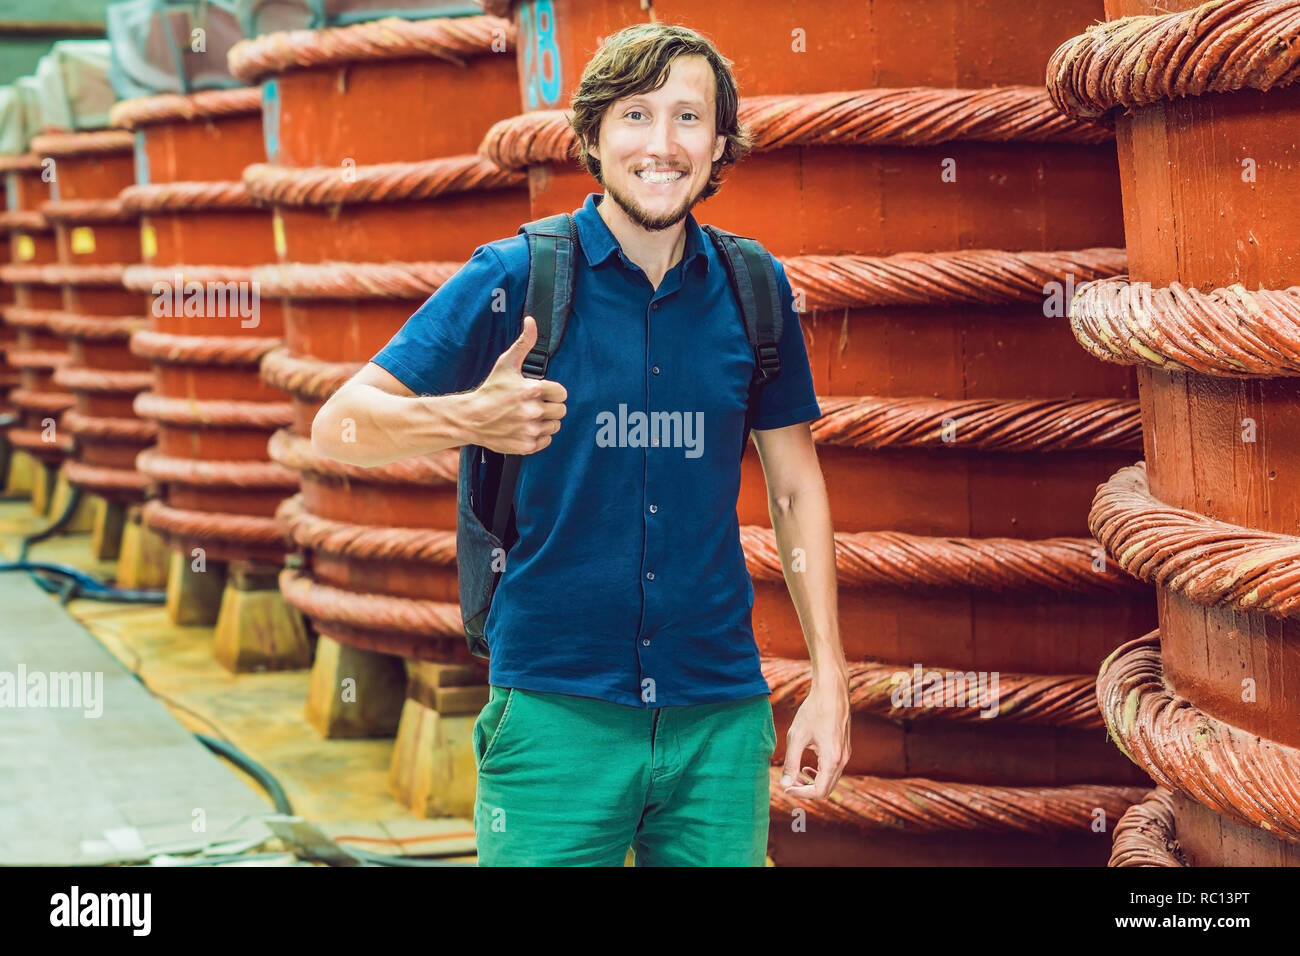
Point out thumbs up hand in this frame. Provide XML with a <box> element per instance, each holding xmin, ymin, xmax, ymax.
<box><xmin>465</xmin><ymin>315</ymin><xmax>568</xmax><ymax>455</ymax></box>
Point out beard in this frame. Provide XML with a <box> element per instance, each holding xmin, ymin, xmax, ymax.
<box><xmin>600</xmin><ymin>168</ymin><xmax>707</xmax><ymax>231</ymax></box>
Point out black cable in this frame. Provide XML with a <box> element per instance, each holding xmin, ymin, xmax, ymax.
<box><xmin>0</xmin><ymin>559</ymin><xmax>168</xmax><ymax>604</ymax></box>
<box><xmin>194</xmin><ymin>733</ymin><xmax>294</xmax><ymax>815</ymax></box>
<box><xmin>192</xmin><ymin>733</ymin><xmax>473</xmax><ymax>866</ymax></box>
<box><xmin>0</xmin><ymin>480</ymin><xmax>166</xmax><ymax>604</ymax></box>
<box><xmin>17</xmin><ymin>481</ymin><xmax>84</xmax><ymax>561</ymax></box>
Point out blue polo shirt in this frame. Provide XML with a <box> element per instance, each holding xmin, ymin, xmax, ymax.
<box><xmin>369</xmin><ymin>192</ymin><xmax>821</xmax><ymax>708</ymax></box>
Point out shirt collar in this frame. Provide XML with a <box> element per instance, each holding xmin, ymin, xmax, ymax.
<box><xmin>574</xmin><ymin>191</ymin><xmax>710</xmax><ymax>277</ymax></box>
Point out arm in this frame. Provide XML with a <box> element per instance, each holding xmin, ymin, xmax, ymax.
<box><xmin>753</xmin><ymin>420</ymin><xmax>846</xmax><ymax>688</ymax></box>
<box><xmin>310</xmin><ymin>362</ymin><xmax>480</xmax><ymax>468</ymax></box>
<box><xmin>752</xmin><ymin>420</ymin><xmax>850</xmax><ymax>798</ymax></box>
<box><xmin>312</xmin><ymin>316</ymin><xmax>566</xmax><ymax>468</ymax></box>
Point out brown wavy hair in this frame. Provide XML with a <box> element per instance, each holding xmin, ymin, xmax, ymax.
<box><xmin>568</xmin><ymin>23</ymin><xmax>752</xmax><ymax>201</ymax></box>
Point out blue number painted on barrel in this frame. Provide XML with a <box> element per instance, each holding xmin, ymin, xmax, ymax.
<box><xmin>134</xmin><ymin>130</ymin><xmax>150</xmax><ymax>186</ymax></box>
<box><xmin>521</xmin><ymin>0</ymin><xmax>563</xmax><ymax>110</ymax></box>
<box><xmin>262</xmin><ymin>79</ymin><xmax>281</xmax><ymax>162</ymax></box>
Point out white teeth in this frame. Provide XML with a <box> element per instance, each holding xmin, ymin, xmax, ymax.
<box><xmin>637</xmin><ymin>169</ymin><xmax>683</xmax><ymax>184</ymax></box>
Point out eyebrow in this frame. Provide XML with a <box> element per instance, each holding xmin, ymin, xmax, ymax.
<box><xmin>620</xmin><ymin>97</ymin><xmax>709</xmax><ymax>110</ymax></box>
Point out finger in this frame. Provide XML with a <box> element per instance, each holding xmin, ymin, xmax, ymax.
<box><xmin>808</xmin><ymin>756</ymin><xmax>846</xmax><ymax>800</ymax></box>
<box><xmin>498</xmin><ymin>315</ymin><xmax>538</xmax><ymax>371</ymax></box>
<box><xmin>537</xmin><ymin>379</ymin><xmax>567</xmax><ymax>403</ymax></box>
<box><xmin>780</xmin><ymin>756</ymin><xmax>813</xmax><ymax>790</ymax></box>
<box><xmin>812</xmin><ymin>770</ymin><xmax>835</xmax><ymax>800</ymax></box>
<box><xmin>782</xmin><ymin>766</ymin><xmax>820</xmax><ymax>797</ymax></box>
<box><xmin>820</xmin><ymin>767</ymin><xmax>846</xmax><ymax>799</ymax></box>
<box><xmin>538</xmin><ymin>400</ymin><xmax>567</xmax><ymax>420</ymax></box>
<box><xmin>782</xmin><ymin>783</ymin><xmax>820</xmax><ymax>798</ymax></box>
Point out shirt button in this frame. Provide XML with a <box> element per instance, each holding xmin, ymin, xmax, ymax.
<box><xmin>642</xmin><ymin>639</ymin><xmax>651</xmax><ymax>647</ymax></box>
<box><xmin>651</xmin><ymin>365</ymin><xmax>660</xmax><ymax>375</ymax></box>
<box><xmin>646</xmin><ymin>571</ymin><xmax>655</xmax><ymax>580</ymax></box>
<box><xmin>649</xmin><ymin>504</ymin><xmax>658</xmax><ymax>514</ymax></box>
<box><xmin>651</xmin><ymin>302</ymin><xmax>659</xmax><ymax>311</ymax></box>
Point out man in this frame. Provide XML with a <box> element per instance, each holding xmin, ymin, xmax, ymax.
<box><xmin>312</xmin><ymin>22</ymin><xmax>849</xmax><ymax>866</ymax></box>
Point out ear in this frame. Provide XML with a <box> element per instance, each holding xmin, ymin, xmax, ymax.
<box><xmin>712</xmin><ymin>133</ymin><xmax>725</xmax><ymax>163</ymax></box>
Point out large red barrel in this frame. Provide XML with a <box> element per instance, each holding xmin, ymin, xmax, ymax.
<box><xmin>27</xmin><ymin>129</ymin><xmax>152</xmax><ymax>520</ymax></box>
<box><xmin>0</xmin><ymin>229</ymin><xmax>15</xmax><ymax>419</ymax></box>
<box><xmin>0</xmin><ymin>150</ymin><xmax>71</xmax><ymax>506</ymax></box>
<box><xmin>228</xmin><ymin>15</ymin><xmax>530</xmax><ymax>778</ymax></box>
<box><xmin>111</xmin><ymin>89</ymin><xmax>305</xmax><ymax>648</ymax></box>
<box><xmin>0</xmin><ymin>154</ymin><xmax>51</xmax><ymax>497</ymax></box>
<box><xmin>484</xmin><ymin>0</ymin><xmax>1158</xmax><ymax>864</ymax></box>
<box><xmin>1049</xmin><ymin>0</ymin><xmax>1300</xmax><ymax>866</ymax></box>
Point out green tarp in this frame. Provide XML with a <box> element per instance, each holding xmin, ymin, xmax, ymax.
<box><xmin>31</xmin><ymin>38</ymin><xmax>115</xmax><ymax>130</ymax></box>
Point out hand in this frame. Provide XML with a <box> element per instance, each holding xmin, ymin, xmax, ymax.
<box><xmin>466</xmin><ymin>315</ymin><xmax>568</xmax><ymax>455</ymax></box>
<box><xmin>780</xmin><ymin>675</ymin><xmax>851</xmax><ymax>799</ymax></box>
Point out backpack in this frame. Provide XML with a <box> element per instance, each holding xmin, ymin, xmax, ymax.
<box><xmin>456</xmin><ymin>212</ymin><xmax>784</xmax><ymax>660</ymax></box>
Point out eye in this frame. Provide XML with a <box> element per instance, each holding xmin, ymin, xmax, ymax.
<box><xmin>626</xmin><ymin>110</ymin><xmax>645</xmax><ymax>120</ymax></box>
<box><xmin>680</xmin><ymin>112</ymin><xmax>699</xmax><ymax>121</ymax></box>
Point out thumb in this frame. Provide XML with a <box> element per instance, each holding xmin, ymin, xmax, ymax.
<box><xmin>780</xmin><ymin>742</ymin><xmax>807</xmax><ymax>790</ymax></box>
<box><xmin>497</xmin><ymin>314</ymin><xmax>538</xmax><ymax>373</ymax></box>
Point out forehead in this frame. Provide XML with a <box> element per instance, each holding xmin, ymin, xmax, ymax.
<box><xmin>619</xmin><ymin>53</ymin><xmax>717</xmax><ymax>104</ymax></box>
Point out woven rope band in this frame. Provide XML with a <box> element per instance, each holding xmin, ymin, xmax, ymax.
<box><xmin>1048</xmin><ymin>0</ymin><xmax>1300</xmax><ymax>119</ymax></box>
<box><xmin>1097</xmin><ymin>631</ymin><xmax>1300</xmax><ymax>842</ymax></box>
<box><xmin>1071</xmin><ymin>276</ymin><xmax>1300</xmax><ymax>378</ymax></box>
<box><xmin>228</xmin><ymin>14</ymin><xmax>514</xmax><ymax>84</ymax></box>
<box><xmin>1090</xmin><ymin>461</ymin><xmax>1300</xmax><ymax>616</ymax></box>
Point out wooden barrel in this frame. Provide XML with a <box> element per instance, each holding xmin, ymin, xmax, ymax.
<box><xmin>0</xmin><ymin>229</ymin><xmax>16</xmax><ymax>417</ymax></box>
<box><xmin>0</xmin><ymin>152</ymin><xmax>72</xmax><ymax>467</ymax></box>
<box><xmin>111</xmin><ymin>88</ymin><xmax>298</xmax><ymax>566</ymax></box>
<box><xmin>228</xmin><ymin>14</ymin><xmax>530</xmax><ymax>667</ymax></box>
<box><xmin>1049</xmin><ymin>0</ymin><xmax>1300</xmax><ymax>866</ymax></box>
<box><xmin>25</xmin><ymin>130</ymin><xmax>152</xmax><ymax>502</ymax></box>
<box><xmin>485</xmin><ymin>0</ymin><xmax>1158</xmax><ymax>865</ymax></box>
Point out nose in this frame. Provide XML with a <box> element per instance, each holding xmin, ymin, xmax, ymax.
<box><xmin>645</xmin><ymin>113</ymin><xmax>675</xmax><ymax>160</ymax></box>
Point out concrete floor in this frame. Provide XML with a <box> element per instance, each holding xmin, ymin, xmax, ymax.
<box><xmin>0</xmin><ymin>487</ymin><xmax>477</xmax><ymax>866</ymax></box>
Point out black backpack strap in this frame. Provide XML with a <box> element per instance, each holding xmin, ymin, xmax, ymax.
<box><xmin>702</xmin><ymin>224</ymin><xmax>783</xmax><ymax>454</ymax></box>
<box><xmin>489</xmin><ymin>211</ymin><xmax>577</xmax><ymax>541</ymax></box>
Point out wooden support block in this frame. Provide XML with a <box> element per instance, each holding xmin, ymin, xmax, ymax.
<box><xmin>29</xmin><ymin>460</ymin><xmax>56</xmax><ymax>517</ymax></box>
<box><xmin>115</xmin><ymin>506</ymin><xmax>170</xmax><ymax>590</ymax></box>
<box><xmin>388</xmin><ymin>695</ymin><xmax>481</xmax><ymax>819</ymax></box>
<box><xmin>427</xmin><ymin>685</ymin><xmax>491</xmax><ymax>714</ymax></box>
<box><xmin>404</xmin><ymin>661</ymin><xmax>489</xmax><ymax>715</ymax></box>
<box><xmin>212</xmin><ymin>560</ymin><xmax>311</xmax><ymax>673</ymax></box>
<box><xmin>3</xmin><ymin>447</ymin><xmax>35</xmax><ymax>498</ymax></box>
<box><xmin>164</xmin><ymin>549</ymin><xmax>227</xmax><ymax>626</ymax></box>
<box><xmin>0</xmin><ymin>437</ymin><xmax>8</xmax><ymax>496</ymax></box>
<box><xmin>406</xmin><ymin>661</ymin><xmax>483</xmax><ymax>689</ymax></box>
<box><xmin>304</xmin><ymin>634</ymin><xmax>406</xmax><ymax>738</ymax></box>
<box><xmin>49</xmin><ymin>471</ymin><xmax>97</xmax><ymax>532</ymax></box>
<box><xmin>90</xmin><ymin>497</ymin><xmax>126</xmax><ymax>561</ymax></box>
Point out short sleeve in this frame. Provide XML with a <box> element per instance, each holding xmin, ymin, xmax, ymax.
<box><xmin>368</xmin><ymin>242</ymin><xmax>522</xmax><ymax>397</ymax></box>
<box><xmin>749</xmin><ymin>255</ymin><xmax>822</xmax><ymax>430</ymax></box>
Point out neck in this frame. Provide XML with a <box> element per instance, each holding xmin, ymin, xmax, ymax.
<box><xmin>597</xmin><ymin>193</ymin><xmax>687</xmax><ymax>289</ymax></box>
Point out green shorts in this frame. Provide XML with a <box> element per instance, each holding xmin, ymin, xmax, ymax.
<box><xmin>472</xmin><ymin>685</ymin><xmax>777</xmax><ymax>866</ymax></box>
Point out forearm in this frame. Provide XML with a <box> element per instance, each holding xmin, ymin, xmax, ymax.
<box><xmin>768</xmin><ymin>476</ymin><xmax>846</xmax><ymax>687</ymax></box>
<box><xmin>312</xmin><ymin>385</ymin><xmax>476</xmax><ymax>467</ymax></box>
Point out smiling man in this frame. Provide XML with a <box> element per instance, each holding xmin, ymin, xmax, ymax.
<box><xmin>311</xmin><ymin>22</ymin><xmax>849</xmax><ymax>867</ymax></box>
